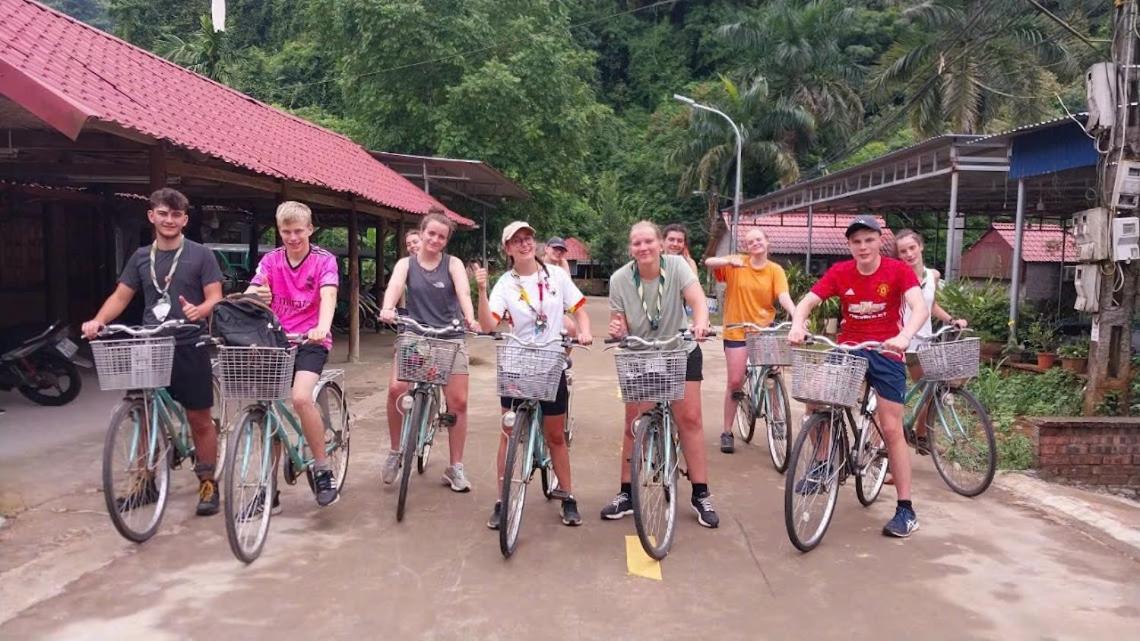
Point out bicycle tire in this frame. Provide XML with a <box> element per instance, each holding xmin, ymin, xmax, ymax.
<box><xmin>211</xmin><ymin>376</ymin><xmax>227</xmax><ymax>481</ymax></box>
<box><xmin>396</xmin><ymin>389</ymin><xmax>427</xmax><ymax>522</ymax></box>
<box><xmin>784</xmin><ymin>413</ymin><xmax>843</xmax><ymax>552</ymax></box>
<box><xmin>929</xmin><ymin>387</ymin><xmax>996</xmax><ymax>497</ymax></box>
<box><xmin>102</xmin><ymin>397</ymin><xmax>171</xmax><ymax>543</ymax></box>
<box><xmin>764</xmin><ymin>371</ymin><xmax>793</xmax><ymax>473</ymax></box>
<box><xmin>564</xmin><ymin>374</ymin><xmax>575</xmax><ymax>449</ymax></box>
<box><xmin>734</xmin><ymin>374</ymin><xmax>757</xmax><ymax>443</ymax></box>
<box><xmin>419</xmin><ymin>387</ymin><xmax>444</xmax><ymax>474</ymax></box>
<box><xmin>630</xmin><ymin>410</ymin><xmax>677</xmax><ymax>560</ymax></box>
<box><xmin>500</xmin><ymin>405</ymin><xmax>534</xmax><ymax>558</ymax></box>
<box><xmin>855</xmin><ymin>413</ymin><xmax>889</xmax><ymax>506</ymax></box>
<box><xmin>305</xmin><ymin>382</ymin><xmax>351</xmax><ymax>493</ymax></box>
<box><xmin>223</xmin><ymin>405</ymin><xmax>277</xmax><ymax>563</ymax></box>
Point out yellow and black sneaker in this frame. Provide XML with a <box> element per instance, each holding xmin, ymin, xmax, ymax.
<box><xmin>196</xmin><ymin>479</ymin><xmax>220</xmax><ymax>516</ymax></box>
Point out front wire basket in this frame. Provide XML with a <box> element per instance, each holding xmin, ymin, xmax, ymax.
<box><xmin>746</xmin><ymin>330</ymin><xmax>792</xmax><ymax>366</ymax></box>
<box><xmin>91</xmin><ymin>336</ymin><xmax>176</xmax><ymax>391</ymax></box>
<box><xmin>916</xmin><ymin>337</ymin><xmax>981</xmax><ymax>381</ymax></box>
<box><xmin>496</xmin><ymin>344</ymin><xmax>567</xmax><ymax>402</ymax></box>
<box><xmin>613</xmin><ymin>348</ymin><xmax>688</xmax><ymax>403</ymax></box>
<box><xmin>395</xmin><ymin>334</ymin><xmax>461</xmax><ymax>384</ymax></box>
<box><xmin>790</xmin><ymin>349</ymin><xmax>869</xmax><ymax>408</ymax></box>
<box><xmin>218</xmin><ymin>346</ymin><xmax>296</xmax><ymax>400</ymax></box>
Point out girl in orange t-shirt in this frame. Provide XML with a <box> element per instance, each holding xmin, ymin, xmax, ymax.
<box><xmin>704</xmin><ymin>228</ymin><xmax>796</xmax><ymax>453</ymax></box>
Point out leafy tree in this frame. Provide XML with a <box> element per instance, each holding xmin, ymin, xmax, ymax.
<box><xmin>155</xmin><ymin>14</ymin><xmax>230</xmax><ymax>82</ymax></box>
<box><xmin>41</xmin><ymin>0</ymin><xmax>111</xmax><ymax>30</ymax></box>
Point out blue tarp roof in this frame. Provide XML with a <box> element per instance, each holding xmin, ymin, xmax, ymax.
<box><xmin>1009</xmin><ymin>120</ymin><xmax>1099</xmax><ymax>180</ymax></box>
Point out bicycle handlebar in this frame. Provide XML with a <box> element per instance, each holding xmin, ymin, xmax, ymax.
<box><xmin>97</xmin><ymin>319</ymin><xmax>185</xmax><ymax>338</ymax></box>
<box><xmin>485</xmin><ymin>332</ymin><xmax>590</xmax><ymax>350</ymax></box>
<box><xmin>929</xmin><ymin>324</ymin><xmax>973</xmax><ymax>340</ymax></box>
<box><xmin>604</xmin><ymin>328</ymin><xmax>717</xmax><ymax>348</ymax></box>
<box><xmin>799</xmin><ymin>333</ymin><xmax>885</xmax><ymax>352</ymax></box>
<box><xmin>394</xmin><ymin>316</ymin><xmax>471</xmax><ymax>337</ymax></box>
<box><xmin>726</xmin><ymin>321</ymin><xmax>792</xmax><ymax>333</ymax></box>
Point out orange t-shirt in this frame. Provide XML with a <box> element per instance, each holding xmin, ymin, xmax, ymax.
<box><xmin>715</xmin><ymin>257</ymin><xmax>789</xmax><ymax>341</ymax></box>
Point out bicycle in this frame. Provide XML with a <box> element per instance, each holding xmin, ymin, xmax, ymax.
<box><xmin>905</xmin><ymin>326</ymin><xmax>995</xmax><ymax>497</ymax></box>
<box><xmin>727</xmin><ymin>321</ymin><xmax>794</xmax><ymax>472</ymax></box>
<box><xmin>783</xmin><ymin>334</ymin><xmax>892</xmax><ymax>553</ymax></box>
<box><xmin>606</xmin><ymin>330</ymin><xmax>709</xmax><ymax>560</ymax></box>
<box><xmin>391</xmin><ymin>316</ymin><xmax>467</xmax><ymax>522</ymax></box>
<box><xmin>91</xmin><ymin>320</ymin><xmax>225</xmax><ymax>543</ymax></box>
<box><xmin>491</xmin><ymin>332</ymin><xmax>586</xmax><ymax>558</ymax></box>
<box><xmin>216</xmin><ymin>334</ymin><xmax>351</xmax><ymax>563</ymax></box>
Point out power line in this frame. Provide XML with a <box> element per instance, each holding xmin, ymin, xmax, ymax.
<box><xmin>1022</xmin><ymin>0</ymin><xmax>1109</xmax><ymax>52</ymax></box>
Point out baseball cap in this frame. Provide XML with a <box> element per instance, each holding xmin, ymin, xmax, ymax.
<box><xmin>845</xmin><ymin>215</ymin><xmax>882</xmax><ymax>238</ymax></box>
<box><xmin>501</xmin><ymin>221</ymin><xmax>536</xmax><ymax>246</ymax></box>
<box><xmin>546</xmin><ymin>236</ymin><xmax>568</xmax><ymax>251</ymax></box>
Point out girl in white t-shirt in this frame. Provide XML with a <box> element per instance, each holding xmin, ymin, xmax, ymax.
<box><xmin>475</xmin><ymin>221</ymin><xmax>593</xmax><ymax>529</ymax></box>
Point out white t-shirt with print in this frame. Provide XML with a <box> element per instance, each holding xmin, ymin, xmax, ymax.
<box><xmin>488</xmin><ymin>264</ymin><xmax>585</xmax><ymax>343</ymax></box>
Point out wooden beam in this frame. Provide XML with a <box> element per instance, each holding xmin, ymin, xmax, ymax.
<box><xmin>167</xmin><ymin>159</ymin><xmax>282</xmax><ymax>193</ymax></box>
<box><xmin>149</xmin><ymin>144</ymin><xmax>166</xmax><ymax>192</ymax></box>
<box><xmin>347</xmin><ymin>200</ymin><xmax>361</xmax><ymax>363</ymax></box>
<box><xmin>376</xmin><ymin>219</ymin><xmax>386</xmax><ymax>298</ymax></box>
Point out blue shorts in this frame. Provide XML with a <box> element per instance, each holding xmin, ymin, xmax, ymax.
<box><xmin>853</xmin><ymin>349</ymin><xmax>906</xmax><ymax>404</ymax></box>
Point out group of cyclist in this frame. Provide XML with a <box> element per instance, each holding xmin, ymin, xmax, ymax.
<box><xmin>83</xmin><ymin>187</ymin><xmax>965</xmax><ymax>544</ymax></box>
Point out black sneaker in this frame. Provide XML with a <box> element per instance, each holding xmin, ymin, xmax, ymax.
<box><xmin>599</xmin><ymin>492</ymin><xmax>633</xmax><ymax>520</ymax></box>
<box><xmin>720</xmin><ymin>432</ymin><xmax>735</xmax><ymax>454</ymax></box>
<box><xmin>882</xmin><ymin>505</ymin><xmax>920</xmax><ymax>538</ymax></box>
<box><xmin>691</xmin><ymin>492</ymin><xmax>719</xmax><ymax>528</ymax></box>
<box><xmin>560</xmin><ymin>497</ymin><xmax>582</xmax><ymax>526</ymax></box>
<box><xmin>115</xmin><ymin>478</ymin><xmax>159</xmax><ymax>512</ymax></box>
<box><xmin>487</xmin><ymin>501</ymin><xmax>502</xmax><ymax>530</ymax></box>
<box><xmin>240</xmin><ymin>489</ymin><xmax>282</xmax><ymax>521</ymax></box>
<box><xmin>196</xmin><ymin>479</ymin><xmax>220</xmax><ymax>516</ymax></box>
<box><xmin>313</xmin><ymin>468</ymin><xmax>339</xmax><ymax>506</ymax></box>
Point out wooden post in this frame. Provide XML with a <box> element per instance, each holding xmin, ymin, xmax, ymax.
<box><xmin>397</xmin><ymin>219</ymin><xmax>406</xmax><ymax>258</ymax></box>
<box><xmin>45</xmin><ymin>201</ymin><xmax>69</xmax><ymax>322</ymax></box>
<box><xmin>1085</xmin><ymin>0</ymin><xmax>1139</xmax><ymax>414</ymax></box>
<box><xmin>375</xmin><ymin>219</ymin><xmax>386</xmax><ymax>300</ymax></box>
<box><xmin>348</xmin><ymin>201</ymin><xmax>361</xmax><ymax>363</ymax></box>
<box><xmin>148</xmin><ymin>144</ymin><xmax>166</xmax><ymax>192</ymax></box>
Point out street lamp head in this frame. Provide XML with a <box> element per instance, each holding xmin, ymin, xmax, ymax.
<box><xmin>673</xmin><ymin>94</ymin><xmax>695</xmax><ymax>105</ymax></box>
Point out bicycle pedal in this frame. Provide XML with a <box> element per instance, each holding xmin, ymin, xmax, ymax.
<box><xmin>440</xmin><ymin>413</ymin><xmax>457</xmax><ymax>427</ymax></box>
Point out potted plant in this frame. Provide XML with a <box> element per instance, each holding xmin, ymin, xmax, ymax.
<box><xmin>1058</xmin><ymin>338</ymin><xmax>1089</xmax><ymax>374</ymax></box>
<box><xmin>1027</xmin><ymin>318</ymin><xmax>1058</xmax><ymax>370</ymax></box>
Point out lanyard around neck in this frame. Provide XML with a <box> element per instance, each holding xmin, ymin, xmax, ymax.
<box><xmin>632</xmin><ymin>257</ymin><xmax>666</xmax><ymax>329</ymax></box>
<box><xmin>513</xmin><ymin>267</ymin><xmax>553</xmax><ymax>320</ymax></box>
<box><xmin>149</xmin><ymin>239</ymin><xmax>185</xmax><ymax>296</ymax></box>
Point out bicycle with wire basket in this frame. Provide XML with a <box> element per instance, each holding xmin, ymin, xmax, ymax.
<box><xmin>391</xmin><ymin>316</ymin><xmax>468</xmax><ymax>522</ymax></box>
<box><xmin>215</xmin><ymin>333</ymin><xmax>350</xmax><ymax>563</ymax></box>
<box><xmin>727</xmin><ymin>321</ymin><xmax>794</xmax><ymax>472</ymax></box>
<box><xmin>783</xmin><ymin>335</ymin><xmax>894</xmax><ymax>553</ymax></box>
<box><xmin>904</xmin><ymin>326</ymin><xmax>995</xmax><ymax>497</ymax></box>
<box><xmin>489</xmin><ymin>331</ymin><xmax>587</xmax><ymax>558</ymax></box>
<box><xmin>606</xmin><ymin>330</ymin><xmax>709</xmax><ymax>560</ymax></box>
<box><xmin>90</xmin><ymin>320</ymin><xmax>227</xmax><ymax>543</ymax></box>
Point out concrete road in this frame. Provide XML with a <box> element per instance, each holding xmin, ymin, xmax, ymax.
<box><xmin>1</xmin><ymin>300</ymin><xmax>1137</xmax><ymax>641</ymax></box>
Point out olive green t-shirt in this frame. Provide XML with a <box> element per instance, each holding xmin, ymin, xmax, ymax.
<box><xmin>608</xmin><ymin>255</ymin><xmax>699</xmax><ymax>351</ymax></box>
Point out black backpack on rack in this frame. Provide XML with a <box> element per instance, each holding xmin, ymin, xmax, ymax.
<box><xmin>209</xmin><ymin>294</ymin><xmax>290</xmax><ymax>348</ymax></box>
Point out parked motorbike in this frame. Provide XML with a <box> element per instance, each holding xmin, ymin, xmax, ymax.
<box><xmin>0</xmin><ymin>322</ymin><xmax>91</xmax><ymax>406</ymax></box>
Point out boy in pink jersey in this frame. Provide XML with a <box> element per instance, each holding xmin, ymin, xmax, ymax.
<box><xmin>246</xmin><ymin>201</ymin><xmax>341</xmax><ymax>509</ymax></box>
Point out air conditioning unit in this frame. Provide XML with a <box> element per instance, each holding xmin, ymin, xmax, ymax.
<box><xmin>1114</xmin><ymin>216</ymin><xmax>1140</xmax><ymax>261</ymax></box>
<box><xmin>1074</xmin><ymin>264</ymin><xmax>1101</xmax><ymax>312</ymax></box>
<box><xmin>1071</xmin><ymin>207</ymin><xmax>1111</xmax><ymax>261</ymax></box>
<box><xmin>1113</xmin><ymin>160</ymin><xmax>1140</xmax><ymax>209</ymax></box>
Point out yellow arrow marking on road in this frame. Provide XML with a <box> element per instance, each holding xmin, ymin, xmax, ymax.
<box><xmin>625</xmin><ymin>535</ymin><xmax>662</xmax><ymax>580</ymax></box>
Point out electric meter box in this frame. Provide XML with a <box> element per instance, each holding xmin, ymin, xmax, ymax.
<box><xmin>1114</xmin><ymin>160</ymin><xmax>1140</xmax><ymax>209</ymax></box>
<box><xmin>1073</xmin><ymin>264</ymin><xmax>1101</xmax><ymax>312</ymax></box>
<box><xmin>1072</xmin><ymin>207</ymin><xmax>1111</xmax><ymax>261</ymax></box>
<box><xmin>1086</xmin><ymin>62</ymin><xmax>1118</xmax><ymax>132</ymax></box>
<box><xmin>1114</xmin><ymin>216</ymin><xmax>1140</xmax><ymax>261</ymax></box>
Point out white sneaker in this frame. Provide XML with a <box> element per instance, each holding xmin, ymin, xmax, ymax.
<box><xmin>442</xmin><ymin>464</ymin><xmax>471</xmax><ymax>493</ymax></box>
<box><xmin>381</xmin><ymin>451</ymin><xmax>401</xmax><ymax>485</ymax></box>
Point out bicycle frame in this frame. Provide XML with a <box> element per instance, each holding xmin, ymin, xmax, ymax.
<box><xmin>514</xmin><ymin>399</ymin><xmax>553</xmax><ymax>480</ymax></box>
<box><xmin>401</xmin><ymin>382</ymin><xmax>442</xmax><ymax>458</ymax></box>
<box><xmin>125</xmin><ymin>387</ymin><xmax>194</xmax><ymax>464</ymax></box>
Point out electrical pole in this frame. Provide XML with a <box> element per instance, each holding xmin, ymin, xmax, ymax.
<box><xmin>1085</xmin><ymin>0</ymin><xmax>1140</xmax><ymax>415</ymax></box>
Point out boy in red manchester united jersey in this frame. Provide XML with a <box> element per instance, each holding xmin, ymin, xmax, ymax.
<box><xmin>788</xmin><ymin>216</ymin><xmax>929</xmax><ymax>539</ymax></box>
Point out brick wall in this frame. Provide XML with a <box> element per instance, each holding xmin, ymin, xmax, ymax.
<box><xmin>1025</xmin><ymin>417</ymin><xmax>1140</xmax><ymax>490</ymax></box>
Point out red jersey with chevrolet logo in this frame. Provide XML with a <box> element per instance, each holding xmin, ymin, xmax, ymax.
<box><xmin>811</xmin><ymin>257</ymin><xmax>920</xmax><ymax>345</ymax></box>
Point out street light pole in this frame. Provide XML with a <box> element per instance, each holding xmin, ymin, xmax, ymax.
<box><xmin>675</xmin><ymin>94</ymin><xmax>743</xmax><ymax>254</ymax></box>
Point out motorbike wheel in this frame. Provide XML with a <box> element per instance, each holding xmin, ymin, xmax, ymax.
<box><xmin>18</xmin><ymin>353</ymin><xmax>82</xmax><ymax>406</ymax></box>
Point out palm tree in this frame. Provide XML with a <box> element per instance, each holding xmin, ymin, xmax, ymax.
<box><xmin>869</xmin><ymin>0</ymin><xmax>1090</xmax><ymax>137</ymax></box>
<box><xmin>156</xmin><ymin>14</ymin><xmax>230</xmax><ymax>82</ymax></box>
<box><xmin>717</xmin><ymin>0</ymin><xmax>865</xmax><ymax>140</ymax></box>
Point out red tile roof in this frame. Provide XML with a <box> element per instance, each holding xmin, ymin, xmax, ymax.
<box><xmin>987</xmin><ymin>223</ymin><xmax>1076</xmax><ymax>262</ymax></box>
<box><xmin>0</xmin><ymin>0</ymin><xmax>472</xmax><ymax>225</ymax></box>
<box><xmin>728</xmin><ymin>213</ymin><xmax>895</xmax><ymax>256</ymax></box>
<box><xmin>563</xmin><ymin>237</ymin><xmax>591</xmax><ymax>262</ymax></box>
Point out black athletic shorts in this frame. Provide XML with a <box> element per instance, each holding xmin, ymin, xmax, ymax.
<box><xmin>169</xmin><ymin>343</ymin><xmax>213</xmax><ymax>411</ymax></box>
<box><xmin>500</xmin><ymin>369</ymin><xmax>570</xmax><ymax>416</ymax></box>
<box><xmin>294</xmin><ymin>344</ymin><xmax>329</xmax><ymax>376</ymax></box>
<box><xmin>685</xmin><ymin>345</ymin><xmax>704</xmax><ymax>382</ymax></box>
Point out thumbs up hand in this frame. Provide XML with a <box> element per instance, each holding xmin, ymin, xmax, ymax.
<box><xmin>179</xmin><ymin>295</ymin><xmax>203</xmax><ymax>322</ymax></box>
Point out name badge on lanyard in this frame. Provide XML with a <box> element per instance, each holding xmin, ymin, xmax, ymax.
<box><xmin>150</xmin><ymin>241</ymin><xmax>184</xmax><ymax>322</ymax></box>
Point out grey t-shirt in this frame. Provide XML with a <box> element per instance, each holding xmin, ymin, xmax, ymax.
<box><xmin>609</xmin><ymin>254</ymin><xmax>698</xmax><ymax>351</ymax></box>
<box><xmin>119</xmin><ymin>237</ymin><xmax>223</xmax><ymax>341</ymax></box>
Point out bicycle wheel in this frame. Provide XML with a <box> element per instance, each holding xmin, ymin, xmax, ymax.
<box><xmin>223</xmin><ymin>405</ymin><xmax>278</xmax><ymax>564</ymax></box>
<box><xmin>102</xmin><ymin>397</ymin><xmax>171</xmax><ymax>543</ymax></box>
<box><xmin>211</xmin><ymin>376</ymin><xmax>227</xmax><ymax>481</ymax></box>
<box><xmin>763</xmin><ymin>371</ymin><xmax>793</xmax><ymax>473</ymax></box>
<box><xmin>784</xmin><ymin>413</ymin><xmax>843</xmax><ymax>552</ymax></box>
<box><xmin>734</xmin><ymin>373</ymin><xmax>757</xmax><ymax>443</ymax></box>
<box><xmin>630</xmin><ymin>411</ymin><xmax>677</xmax><ymax>560</ymax></box>
<box><xmin>564</xmin><ymin>371</ymin><xmax>575</xmax><ymax>449</ymax></box>
<box><xmin>500</xmin><ymin>406</ymin><xmax>535</xmax><ymax>558</ymax></box>
<box><xmin>929</xmin><ymin>387</ymin><xmax>996</xmax><ymax>497</ymax></box>
<box><xmin>855</xmin><ymin>413</ymin><xmax>889</xmax><ymax>506</ymax></box>
<box><xmin>418</xmin><ymin>388</ymin><xmax>442</xmax><ymax>474</ymax></box>
<box><xmin>396</xmin><ymin>389</ymin><xmax>428</xmax><ymax>522</ymax></box>
<box><xmin>316</xmin><ymin>382</ymin><xmax>351</xmax><ymax>490</ymax></box>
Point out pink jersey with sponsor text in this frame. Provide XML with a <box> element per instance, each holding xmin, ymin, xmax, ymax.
<box><xmin>250</xmin><ymin>246</ymin><xmax>339</xmax><ymax>350</ymax></box>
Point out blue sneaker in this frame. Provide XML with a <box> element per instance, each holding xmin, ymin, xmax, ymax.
<box><xmin>794</xmin><ymin>461</ymin><xmax>830</xmax><ymax>495</ymax></box>
<box><xmin>882</xmin><ymin>505</ymin><xmax>920</xmax><ymax>538</ymax></box>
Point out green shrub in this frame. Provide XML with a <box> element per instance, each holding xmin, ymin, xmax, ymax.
<box><xmin>1058</xmin><ymin>338</ymin><xmax>1089</xmax><ymax>358</ymax></box>
<box><xmin>939</xmin><ymin>279</ymin><xmax>1011</xmax><ymax>343</ymax></box>
<box><xmin>1026</xmin><ymin>317</ymin><xmax>1058</xmax><ymax>353</ymax></box>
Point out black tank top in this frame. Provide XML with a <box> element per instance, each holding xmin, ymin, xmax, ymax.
<box><xmin>406</xmin><ymin>253</ymin><xmax>462</xmax><ymax>333</ymax></box>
